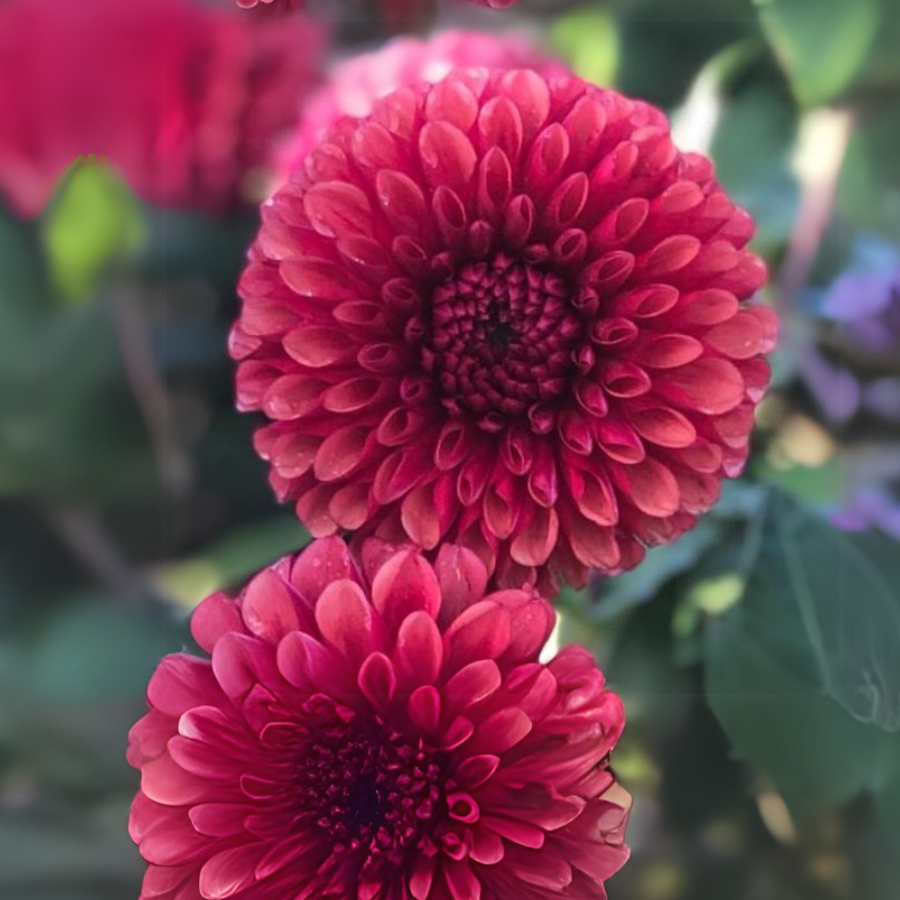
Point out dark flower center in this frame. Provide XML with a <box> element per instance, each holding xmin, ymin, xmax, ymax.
<box><xmin>294</xmin><ymin>700</ymin><xmax>446</xmax><ymax>875</ymax></box>
<box><xmin>424</xmin><ymin>254</ymin><xmax>583</xmax><ymax>426</ymax></box>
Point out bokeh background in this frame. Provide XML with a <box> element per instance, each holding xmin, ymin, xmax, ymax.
<box><xmin>2</xmin><ymin>0</ymin><xmax>900</xmax><ymax>898</ymax></box>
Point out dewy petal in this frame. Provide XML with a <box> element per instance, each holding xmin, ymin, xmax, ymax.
<box><xmin>372</xmin><ymin>548</ymin><xmax>443</xmax><ymax>631</ymax></box>
<box><xmin>315</xmin><ymin>579</ymin><xmax>380</xmax><ymax>664</ymax></box>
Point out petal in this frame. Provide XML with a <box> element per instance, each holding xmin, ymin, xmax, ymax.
<box><xmin>444</xmin><ymin>602</ymin><xmax>512</xmax><ymax>672</ymax></box>
<box><xmin>372</xmin><ymin>549</ymin><xmax>442</xmax><ymax>632</ymax></box>
<box><xmin>394</xmin><ymin>611</ymin><xmax>443</xmax><ymax>688</ymax></box>
<box><xmin>358</xmin><ymin>651</ymin><xmax>397</xmax><ymax>711</ymax></box>
<box><xmin>628</xmin><ymin>405</ymin><xmax>696</xmax><ymax>448</ymax></box>
<box><xmin>283</xmin><ymin>326</ymin><xmax>352</xmax><ymax>368</ymax></box>
<box><xmin>444</xmin><ymin>860</ymin><xmax>482</xmax><ymax>900</ymax></box>
<box><xmin>467</xmin><ymin>707</ymin><xmax>532</xmax><ymax>755</ymax></box>
<box><xmin>191</xmin><ymin>593</ymin><xmax>244</xmax><ymax>654</ymax></box>
<box><xmin>434</xmin><ymin>545</ymin><xmax>488</xmax><ymax>624</ymax></box>
<box><xmin>315</xmin><ymin>579</ymin><xmax>379</xmax><ymax>664</ymax></box>
<box><xmin>304</xmin><ymin>181</ymin><xmax>373</xmax><ymax>240</ymax></box>
<box><xmin>510</xmin><ymin>506</ymin><xmax>559</xmax><ymax>567</ymax></box>
<box><xmin>654</xmin><ymin>357</ymin><xmax>745</xmax><ymax>414</ymax></box>
<box><xmin>141</xmin><ymin>752</ymin><xmax>208</xmax><ymax>806</ymax></box>
<box><xmin>240</xmin><ymin>568</ymin><xmax>301</xmax><ymax>644</ymax></box>
<box><xmin>289</xmin><ymin>536</ymin><xmax>354</xmax><ymax>604</ymax></box>
<box><xmin>313</xmin><ymin>425</ymin><xmax>369</xmax><ymax>482</ymax></box>
<box><xmin>419</xmin><ymin>121</ymin><xmax>477</xmax><ymax>190</ymax></box>
<box><xmin>444</xmin><ymin>660</ymin><xmax>502</xmax><ymax>712</ymax></box>
<box><xmin>614</xmin><ymin>457</ymin><xmax>680</xmax><ymax>518</ymax></box>
<box><xmin>211</xmin><ymin>634</ymin><xmax>279</xmax><ymax>699</ymax></box>
<box><xmin>199</xmin><ymin>845</ymin><xmax>262</xmax><ymax>899</ymax></box>
<box><xmin>147</xmin><ymin>655</ymin><xmax>221</xmax><ymax>718</ymax></box>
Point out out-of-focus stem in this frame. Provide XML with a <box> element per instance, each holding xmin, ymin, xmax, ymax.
<box><xmin>43</xmin><ymin>504</ymin><xmax>159</xmax><ymax>605</ymax></box>
<box><xmin>111</xmin><ymin>285</ymin><xmax>191</xmax><ymax>495</ymax></box>
<box><xmin>776</xmin><ymin>108</ymin><xmax>855</xmax><ymax>307</ymax></box>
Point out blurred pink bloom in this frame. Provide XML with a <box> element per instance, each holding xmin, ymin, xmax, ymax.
<box><xmin>128</xmin><ymin>537</ymin><xmax>631</xmax><ymax>900</ymax></box>
<box><xmin>278</xmin><ymin>29</ymin><xmax>564</xmax><ymax>179</ymax></box>
<box><xmin>0</xmin><ymin>0</ymin><xmax>323</xmax><ymax>217</ymax></box>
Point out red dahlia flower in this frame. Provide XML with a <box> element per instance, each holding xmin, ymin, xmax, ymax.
<box><xmin>278</xmin><ymin>31</ymin><xmax>562</xmax><ymax>180</ymax></box>
<box><xmin>0</xmin><ymin>0</ymin><xmax>322</xmax><ymax>217</ymax></box>
<box><xmin>232</xmin><ymin>69</ymin><xmax>777</xmax><ymax>592</ymax></box>
<box><xmin>128</xmin><ymin>538</ymin><xmax>631</xmax><ymax>900</ymax></box>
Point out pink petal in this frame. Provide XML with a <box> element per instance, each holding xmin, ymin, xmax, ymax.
<box><xmin>240</xmin><ymin>568</ymin><xmax>301</xmax><ymax>644</ymax></box>
<box><xmin>444</xmin><ymin>602</ymin><xmax>512</xmax><ymax>672</ymax></box>
<box><xmin>444</xmin><ymin>660</ymin><xmax>502</xmax><ymax>711</ymax></box>
<box><xmin>315</xmin><ymin>579</ymin><xmax>380</xmax><ymax>664</ymax></box>
<box><xmin>434</xmin><ymin>545</ymin><xmax>488</xmax><ymax>624</ymax></box>
<box><xmin>358</xmin><ymin>651</ymin><xmax>397</xmax><ymax>711</ymax></box>
<box><xmin>141</xmin><ymin>752</ymin><xmax>208</xmax><ymax>806</ymax></box>
<box><xmin>372</xmin><ymin>549</ymin><xmax>442</xmax><ymax>631</ymax></box>
<box><xmin>304</xmin><ymin>181</ymin><xmax>373</xmax><ymax>240</ymax></box>
<box><xmin>198</xmin><ymin>845</ymin><xmax>262</xmax><ymax>899</ymax></box>
<box><xmin>419</xmin><ymin>122</ymin><xmax>477</xmax><ymax>190</ymax></box>
<box><xmin>394</xmin><ymin>611</ymin><xmax>443</xmax><ymax>687</ymax></box>
<box><xmin>147</xmin><ymin>655</ymin><xmax>221</xmax><ymax>718</ymax></box>
<box><xmin>283</xmin><ymin>326</ymin><xmax>352</xmax><ymax>368</ymax></box>
<box><xmin>289</xmin><ymin>535</ymin><xmax>354</xmax><ymax>604</ymax></box>
<box><xmin>654</xmin><ymin>357</ymin><xmax>745</xmax><ymax>414</ymax></box>
<box><xmin>613</xmin><ymin>457</ymin><xmax>680</xmax><ymax>518</ymax></box>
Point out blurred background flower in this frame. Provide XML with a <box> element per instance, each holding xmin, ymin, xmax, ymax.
<box><xmin>0</xmin><ymin>0</ymin><xmax>324</xmax><ymax>216</ymax></box>
<box><xmin>2</xmin><ymin>1</ymin><xmax>900</xmax><ymax>899</ymax></box>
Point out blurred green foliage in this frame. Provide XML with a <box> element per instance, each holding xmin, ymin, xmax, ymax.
<box><xmin>43</xmin><ymin>158</ymin><xmax>146</xmax><ymax>304</ymax></box>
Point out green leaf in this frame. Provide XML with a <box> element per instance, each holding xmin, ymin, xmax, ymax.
<box><xmin>0</xmin><ymin>300</ymin><xmax>153</xmax><ymax>498</ymax></box>
<box><xmin>550</xmin><ymin>7</ymin><xmax>618</xmax><ymax>87</ymax></box>
<box><xmin>42</xmin><ymin>156</ymin><xmax>145</xmax><ymax>304</ymax></box>
<box><xmin>585</xmin><ymin>518</ymin><xmax>723</xmax><ymax>623</ymax></box>
<box><xmin>718</xmin><ymin>490</ymin><xmax>900</xmax><ymax>732</ymax></box>
<box><xmin>706</xmin><ymin>610</ymin><xmax>895</xmax><ymax>813</ymax></box>
<box><xmin>24</xmin><ymin>595</ymin><xmax>181</xmax><ymax>705</ymax></box>
<box><xmin>755</xmin><ymin>0</ymin><xmax>880</xmax><ymax>105</ymax></box>
<box><xmin>0</xmin><ymin>797</ymin><xmax>142</xmax><ymax>897</ymax></box>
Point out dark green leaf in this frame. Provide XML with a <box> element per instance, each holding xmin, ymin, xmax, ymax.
<box><xmin>733</xmin><ymin>491</ymin><xmax>900</xmax><ymax>731</ymax></box>
<box><xmin>706</xmin><ymin>609</ymin><xmax>895</xmax><ymax>813</ymax></box>
<box><xmin>755</xmin><ymin>0</ymin><xmax>880</xmax><ymax>105</ymax></box>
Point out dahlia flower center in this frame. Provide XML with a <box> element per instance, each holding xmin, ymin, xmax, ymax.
<box><xmin>425</xmin><ymin>254</ymin><xmax>583</xmax><ymax>422</ymax></box>
<box><xmin>295</xmin><ymin>704</ymin><xmax>446</xmax><ymax>868</ymax></box>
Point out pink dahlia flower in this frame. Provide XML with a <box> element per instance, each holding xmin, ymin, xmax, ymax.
<box><xmin>128</xmin><ymin>537</ymin><xmax>631</xmax><ymax>900</ymax></box>
<box><xmin>278</xmin><ymin>31</ymin><xmax>563</xmax><ymax>179</ymax></box>
<box><xmin>0</xmin><ymin>0</ymin><xmax>322</xmax><ymax>217</ymax></box>
<box><xmin>232</xmin><ymin>69</ymin><xmax>777</xmax><ymax>592</ymax></box>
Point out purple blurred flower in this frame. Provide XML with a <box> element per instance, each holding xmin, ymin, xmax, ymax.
<box><xmin>832</xmin><ymin>485</ymin><xmax>900</xmax><ymax>539</ymax></box>
<box><xmin>823</xmin><ymin>266</ymin><xmax>900</xmax><ymax>356</ymax></box>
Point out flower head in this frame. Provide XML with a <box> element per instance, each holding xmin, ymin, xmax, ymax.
<box><xmin>278</xmin><ymin>31</ymin><xmax>563</xmax><ymax>179</ymax></box>
<box><xmin>0</xmin><ymin>0</ymin><xmax>322</xmax><ymax>217</ymax></box>
<box><xmin>232</xmin><ymin>69</ymin><xmax>776</xmax><ymax>592</ymax></box>
<box><xmin>128</xmin><ymin>537</ymin><xmax>630</xmax><ymax>900</ymax></box>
